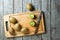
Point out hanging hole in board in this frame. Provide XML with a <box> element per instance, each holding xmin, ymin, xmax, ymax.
<box><xmin>5</xmin><ymin>21</ymin><xmax>8</xmax><ymax>31</ymax></box>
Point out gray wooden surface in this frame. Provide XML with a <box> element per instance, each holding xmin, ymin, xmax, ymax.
<box><xmin>0</xmin><ymin>0</ymin><xmax>60</xmax><ymax>40</ymax></box>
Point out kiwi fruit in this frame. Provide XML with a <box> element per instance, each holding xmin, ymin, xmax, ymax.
<box><xmin>21</xmin><ymin>27</ymin><xmax>29</xmax><ymax>34</ymax></box>
<box><xmin>15</xmin><ymin>23</ymin><xmax>22</xmax><ymax>31</ymax></box>
<box><xmin>29</xmin><ymin>13</ymin><xmax>35</xmax><ymax>19</ymax></box>
<box><xmin>30</xmin><ymin>21</ymin><xmax>35</xmax><ymax>27</ymax></box>
<box><xmin>26</xmin><ymin>3</ymin><xmax>34</xmax><ymax>11</ymax></box>
<box><xmin>9</xmin><ymin>17</ymin><xmax>17</xmax><ymax>24</ymax></box>
<box><xmin>9</xmin><ymin>27</ymin><xmax>15</xmax><ymax>35</ymax></box>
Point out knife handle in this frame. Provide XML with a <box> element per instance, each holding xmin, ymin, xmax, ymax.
<box><xmin>5</xmin><ymin>21</ymin><xmax>8</xmax><ymax>31</ymax></box>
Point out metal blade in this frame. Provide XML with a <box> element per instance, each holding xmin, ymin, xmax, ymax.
<box><xmin>34</xmin><ymin>12</ymin><xmax>42</xmax><ymax>34</ymax></box>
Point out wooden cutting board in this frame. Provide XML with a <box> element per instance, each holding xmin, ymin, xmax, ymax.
<box><xmin>4</xmin><ymin>11</ymin><xmax>45</xmax><ymax>38</ymax></box>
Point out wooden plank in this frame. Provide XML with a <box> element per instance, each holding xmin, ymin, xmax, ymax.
<box><xmin>50</xmin><ymin>0</ymin><xmax>56</xmax><ymax>40</ymax></box>
<box><xmin>0</xmin><ymin>0</ymin><xmax>4</xmax><ymax>40</ymax></box>
<box><xmin>22</xmin><ymin>0</ymin><xmax>32</xmax><ymax>40</ymax></box>
<box><xmin>31</xmin><ymin>0</ymin><xmax>42</xmax><ymax>40</ymax></box>
<box><xmin>32</xmin><ymin>0</ymin><xmax>41</xmax><ymax>10</ymax></box>
<box><xmin>53</xmin><ymin>0</ymin><xmax>60</xmax><ymax>40</ymax></box>
<box><xmin>10</xmin><ymin>0</ymin><xmax>22</xmax><ymax>40</ymax></box>
<box><xmin>41</xmin><ymin>0</ymin><xmax>51</xmax><ymax>40</ymax></box>
<box><xmin>13</xmin><ymin>0</ymin><xmax>23</xmax><ymax>40</ymax></box>
<box><xmin>14</xmin><ymin>0</ymin><xmax>23</xmax><ymax>13</ymax></box>
<box><xmin>4</xmin><ymin>0</ymin><xmax>14</xmax><ymax>40</ymax></box>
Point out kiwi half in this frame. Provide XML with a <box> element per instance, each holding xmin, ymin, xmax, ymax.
<box><xmin>29</xmin><ymin>13</ymin><xmax>35</xmax><ymax>19</ymax></box>
<box><xmin>30</xmin><ymin>21</ymin><xmax>35</xmax><ymax>27</ymax></box>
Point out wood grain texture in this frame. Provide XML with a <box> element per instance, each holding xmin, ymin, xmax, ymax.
<box><xmin>41</xmin><ymin>0</ymin><xmax>51</xmax><ymax>40</ymax></box>
<box><xmin>22</xmin><ymin>0</ymin><xmax>32</xmax><ymax>40</ymax></box>
<box><xmin>0</xmin><ymin>0</ymin><xmax>60</xmax><ymax>40</ymax></box>
<box><xmin>13</xmin><ymin>0</ymin><xmax>23</xmax><ymax>40</ymax></box>
<box><xmin>4</xmin><ymin>0</ymin><xmax>14</xmax><ymax>40</ymax></box>
<box><xmin>50</xmin><ymin>0</ymin><xmax>56</xmax><ymax>40</ymax></box>
<box><xmin>0</xmin><ymin>0</ymin><xmax>4</xmax><ymax>40</ymax></box>
<box><xmin>31</xmin><ymin>0</ymin><xmax>42</xmax><ymax>40</ymax></box>
<box><xmin>54</xmin><ymin>0</ymin><xmax>60</xmax><ymax>40</ymax></box>
<box><xmin>14</xmin><ymin>0</ymin><xmax>23</xmax><ymax>13</ymax></box>
<box><xmin>4</xmin><ymin>11</ymin><xmax>45</xmax><ymax>38</ymax></box>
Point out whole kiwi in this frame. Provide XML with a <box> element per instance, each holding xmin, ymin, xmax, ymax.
<box><xmin>21</xmin><ymin>27</ymin><xmax>29</xmax><ymax>34</ymax></box>
<box><xmin>9</xmin><ymin>27</ymin><xmax>15</xmax><ymax>35</ymax></box>
<box><xmin>9</xmin><ymin>17</ymin><xmax>17</xmax><ymax>24</ymax></box>
<box><xmin>15</xmin><ymin>23</ymin><xmax>22</xmax><ymax>31</ymax></box>
<box><xmin>26</xmin><ymin>3</ymin><xmax>34</xmax><ymax>11</ymax></box>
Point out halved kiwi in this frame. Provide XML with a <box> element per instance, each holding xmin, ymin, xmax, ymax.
<box><xmin>30</xmin><ymin>21</ymin><xmax>35</xmax><ymax>27</ymax></box>
<box><xmin>15</xmin><ymin>23</ymin><xmax>22</xmax><ymax>32</ymax></box>
<box><xmin>21</xmin><ymin>27</ymin><xmax>29</xmax><ymax>34</ymax></box>
<box><xmin>29</xmin><ymin>13</ymin><xmax>35</xmax><ymax>19</ymax></box>
<box><xmin>9</xmin><ymin>17</ymin><xmax>17</xmax><ymax>24</ymax></box>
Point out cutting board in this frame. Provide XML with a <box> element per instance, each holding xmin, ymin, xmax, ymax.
<box><xmin>4</xmin><ymin>11</ymin><xmax>45</xmax><ymax>38</ymax></box>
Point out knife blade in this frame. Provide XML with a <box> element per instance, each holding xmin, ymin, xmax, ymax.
<box><xmin>34</xmin><ymin>12</ymin><xmax>42</xmax><ymax>34</ymax></box>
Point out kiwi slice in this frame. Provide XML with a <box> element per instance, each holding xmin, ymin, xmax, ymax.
<box><xmin>30</xmin><ymin>21</ymin><xmax>35</xmax><ymax>27</ymax></box>
<box><xmin>29</xmin><ymin>13</ymin><xmax>35</xmax><ymax>19</ymax></box>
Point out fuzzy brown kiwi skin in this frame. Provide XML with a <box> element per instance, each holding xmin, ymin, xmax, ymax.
<box><xmin>15</xmin><ymin>23</ymin><xmax>22</xmax><ymax>32</ymax></box>
<box><xmin>9</xmin><ymin>17</ymin><xmax>17</xmax><ymax>24</ymax></box>
<box><xmin>26</xmin><ymin>3</ymin><xmax>35</xmax><ymax>11</ymax></box>
<box><xmin>9</xmin><ymin>27</ymin><xmax>15</xmax><ymax>35</ymax></box>
<box><xmin>21</xmin><ymin>27</ymin><xmax>29</xmax><ymax>34</ymax></box>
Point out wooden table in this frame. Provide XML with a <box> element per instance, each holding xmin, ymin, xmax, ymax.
<box><xmin>0</xmin><ymin>0</ymin><xmax>60</xmax><ymax>40</ymax></box>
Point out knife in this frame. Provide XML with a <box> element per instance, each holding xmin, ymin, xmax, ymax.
<box><xmin>34</xmin><ymin>11</ymin><xmax>42</xmax><ymax>34</ymax></box>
